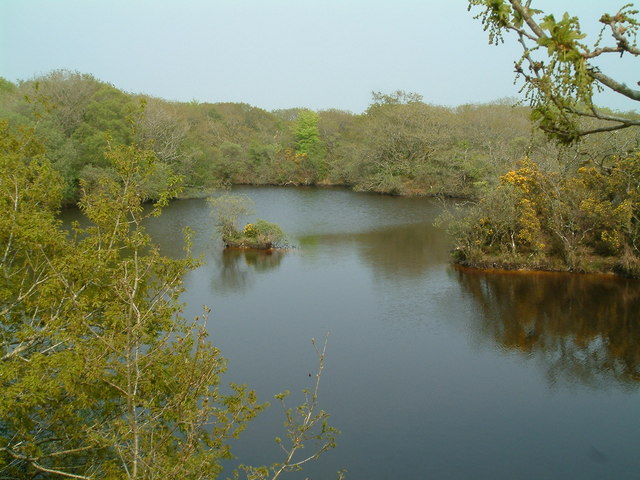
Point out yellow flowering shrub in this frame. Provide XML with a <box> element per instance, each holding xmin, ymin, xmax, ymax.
<box><xmin>451</xmin><ymin>152</ymin><xmax>640</xmax><ymax>274</ymax></box>
<box><xmin>243</xmin><ymin>223</ymin><xmax>257</xmax><ymax>237</ymax></box>
<box><xmin>500</xmin><ymin>158</ymin><xmax>543</xmax><ymax>194</ymax></box>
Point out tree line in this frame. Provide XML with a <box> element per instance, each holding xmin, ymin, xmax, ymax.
<box><xmin>0</xmin><ymin>72</ymin><xmax>592</xmax><ymax>201</ymax></box>
<box><xmin>1</xmin><ymin>68</ymin><xmax>638</xmax><ymax>276</ymax></box>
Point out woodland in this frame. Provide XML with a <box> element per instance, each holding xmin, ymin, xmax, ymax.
<box><xmin>1</xmin><ymin>63</ymin><xmax>638</xmax><ymax>275</ymax></box>
<box><xmin>1</xmin><ymin>0</ymin><xmax>640</xmax><ymax>478</ymax></box>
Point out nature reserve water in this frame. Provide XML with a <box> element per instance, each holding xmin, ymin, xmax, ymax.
<box><xmin>139</xmin><ymin>186</ymin><xmax>638</xmax><ymax>479</ymax></box>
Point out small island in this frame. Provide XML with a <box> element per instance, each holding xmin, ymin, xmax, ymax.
<box><xmin>208</xmin><ymin>193</ymin><xmax>288</xmax><ymax>250</ymax></box>
<box><xmin>223</xmin><ymin>219</ymin><xmax>287</xmax><ymax>250</ymax></box>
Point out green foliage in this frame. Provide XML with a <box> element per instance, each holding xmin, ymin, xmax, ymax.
<box><xmin>292</xmin><ymin>110</ymin><xmax>326</xmax><ymax>184</ymax></box>
<box><xmin>2</xmin><ymin>69</ymin><xmax>637</xmax><ymax>215</ymax></box>
<box><xmin>468</xmin><ymin>0</ymin><xmax>640</xmax><ymax>142</ymax></box>
<box><xmin>294</xmin><ymin>110</ymin><xmax>321</xmax><ymax>155</ymax></box>
<box><xmin>207</xmin><ymin>194</ymin><xmax>287</xmax><ymax>249</ymax></box>
<box><xmin>341</xmin><ymin>95</ymin><xmax>513</xmax><ymax>197</ymax></box>
<box><xmin>462</xmin><ymin>1</ymin><xmax>640</xmax><ymax>274</ymax></box>
<box><xmin>450</xmin><ymin>153</ymin><xmax>640</xmax><ymax>275</ymax></box>
<box><xmin>369</xmin><ymin>90</ymin><xmax>423</xmax><ymax>106</ymax></box>
<box><xmin>242</xmin><ymin>220</ymin><xmax>288</xmax><ymax>248</ymax></box>
<box><xmin>72</xmin><ymin>84</ymin><xmax>136</xmax><ymax>163</ymax></box>
<box><xmin>0</xmin><ymin>125</ymin><xmax>266</xmax><ymax>478</ymax></box>
<box><xmin>0</xmin><ymin>117</ymin><xmax>340</xmax><ymax>478</ymax></box>
<box><xmin>0</xmin><ymin>78</ymin><xmax>16</xmax><ymax>95</ymax></box>
<box><xmin>538</xmin><ymin>13</ymin><xmax>586</xmax><ymax>60</ymax></box>
<box><xmin>208</xmin><ymin>193</ymin><xmax>255</xmax><ymax>240</ymax></box>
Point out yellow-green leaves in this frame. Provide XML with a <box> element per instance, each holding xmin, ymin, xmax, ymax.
<box><xmin>468</xmin><ymin>0</ymin><xmax>640</xmax><ymax>142</ymax></box>
<box><xmin>488</xmin><ymin>0</ymin><xmax>512</xmax><ymax>28</ymax></box>
<box><xmin>1</xmin><ymin>123</ymin><xmax>264</xmax><ymax>479</ymax></box>
<box><xmin>452</xmin><ymin>153</ymin><xmax>640</xmax><ymax>275</ymax></box>
<box><xmin>538</xmin><ymin>13</ymin><xmax>586</xmax><ymax>60</ymax></box>
<box><xmin>468</xmin><ymin>0</ymin><xmax>511</xmax><ymax>44</ymax></box>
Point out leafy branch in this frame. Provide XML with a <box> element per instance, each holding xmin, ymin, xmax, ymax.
<box><xmin>468</xmin><ymin>0</ymin><xmax>640</xmax><ymax>142</ymax></box>
<box><xmin>237</xmin><ymin>336</ymin><xmax>343</xmax><ymax>480</ymax></box>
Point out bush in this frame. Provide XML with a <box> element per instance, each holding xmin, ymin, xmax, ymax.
<box><xmin>208</xmin><ymin>194</ymin><xmax>287</xmax><ymax>249</ymax></box>
<box><xmin>230</xmin><ymin>219</ymin><xmax>287</xmax><ymax>249</ymax></box>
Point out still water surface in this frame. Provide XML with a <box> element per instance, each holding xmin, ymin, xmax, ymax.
<box><xmin>143</xmin><ymin>186</ymin><xmax>640</xmax><ymax>480</ymax></box>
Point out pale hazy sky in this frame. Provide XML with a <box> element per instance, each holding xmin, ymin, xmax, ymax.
<box><xmin>1</xmin><ymin>0</ymin><xmax>637</xmax><ymax>113</ymax></box>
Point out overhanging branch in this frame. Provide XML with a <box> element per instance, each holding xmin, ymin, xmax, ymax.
<box><xmin>587</xmin><ymin>68</ymin><xmax>640</xmax><ymax>102</ymax></box>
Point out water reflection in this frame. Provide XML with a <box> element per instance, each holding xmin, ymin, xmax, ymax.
<box><xmin>455</xmin><ymin>267</ymin><xmax>640</xmax><ymax>388</ymax></box>
<box><xmin>299</xmin><ymin>222</ymin><xmax>449</xmax><ymax>280</ymax></box>
<box><xmin>62</xmin><ymin>187</ymin><xmax>640</xmax><ymax>478</ymax></box>
<box><xmin>355</xmin><ymin>223</ymin><xmax>450</xmax><ymax>279</ymax></box>
<box><xmin>212</xmin><ymin>249</ymin><xmax>286</xmax><ymax>293</ymax></box>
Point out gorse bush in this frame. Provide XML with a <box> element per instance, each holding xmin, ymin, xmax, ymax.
<box><xmin>243</xmin><ymin>219</ymin><xmax>288</xmax><ymax>248</ymax></box>
<box><xmin>450</xmin><ymin>153</ymin><xmax>640</xmax><ymax>276</ymax></box>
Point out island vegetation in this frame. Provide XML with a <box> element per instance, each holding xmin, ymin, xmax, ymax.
<box><xmin>208</xmin><ymin>193</ymin><xmax>288</xmax><ymax>249</ymax></box>
<box><xmin>1</xmin><ymin>1</ymin><xmax>640</xmax><ymax>478</ymax></box>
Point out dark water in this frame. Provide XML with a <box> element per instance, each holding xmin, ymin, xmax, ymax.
<box><xmin>140</xmin><ymin>186</ymin><xmax>640</xmax><ymax>479</ymax></box>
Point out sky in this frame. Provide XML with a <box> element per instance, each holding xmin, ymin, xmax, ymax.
<box><xmin>1</xmin><ymin>0</ymin><xmax>637</xmax><ymax>113</ymax></box>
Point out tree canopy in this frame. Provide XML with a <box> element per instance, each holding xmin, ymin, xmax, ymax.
<box><xmin>0</xmin><ymin>120</ymin><xmax>338</xmax><ymax>479</ymax></box>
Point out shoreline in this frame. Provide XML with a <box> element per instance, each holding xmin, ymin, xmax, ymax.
<box><xmin>453</xmin><ymin>258</ymin><xmax>640</xmax><ymax>280</ymax></box>
<box><xmin>74</xmin><ymin>183</ymin><xmax>640</xmax><ymax>281</ymax></box>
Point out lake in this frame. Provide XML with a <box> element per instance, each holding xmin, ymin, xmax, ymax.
<box><xmin>142</xmin><ymin>186</ymin><xmax>640</xmax><ymax>480</ymax></box>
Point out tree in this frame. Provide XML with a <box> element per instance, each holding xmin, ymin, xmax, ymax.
<box><xmin>448</xmin><ymin>150</ymin><xmax>640</xmax><ymax>276</ymax></box>
<box><xmin>0</xmin><ymin>119</ymin><xmax>340</xmax><ymax>478</ymax></box>
<box><xmin>0</xmin><ymin>126</ymin><xmax>267</xmax><ymax>478</ymax></box>
<box><xmin>468</xmin><ymin>0</ymin><xmax>640</xmax><ymax>142</ymax></box>
<box><xmin>25</xmin><ymin>70</ymin><xmax>101</xmax><ymax>137</ymax></box>
<box><xmin>134</xmin><ymin>97</ymin><xmax>189</xmax><ymax>166</ymax></box>
<box><xmin>292</xmin><ymin>110</ymin><xmax>326</xmax><ymax>184</ymax></box>
<box><xmin>0</xmin><ymin>122</ymin><xmax>338</xmax><ymax>477</ymax></box>
<box><xmin>238</xmin><ymin>337</ymin><xmax>342</xmax><ymax>480</ymax></box>
<box><xmin>350</xmin><ymin>95</ymin><xmax>493</xmax><ymax>197</ymax></box>
<box><xmin>369</xmin><ymin>90</ymin><xmax>424</xmax><ymax>106</ymax></box>
<box><xmin>208</xmin><ymin>193</ymin><xmax>255</xmax><ymax>242</ymax></box>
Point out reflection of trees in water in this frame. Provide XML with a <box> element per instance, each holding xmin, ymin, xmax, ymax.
<box><xmin>455</xmin><ymin>268</ymin><xmax>640</xmax><ymax>388</ymax></box>
<box><xmin>356</xmin><ymin>223</ymin><xmax>450</xmax><ymax>279</ymax></box>
<box><xmin>212</xmin><ymin>249</ymin><xmax>285</xmax><ymax>293</ymax></box>
<box><xmin>300</xmin><ymin>223</ymin><xmax>449</xmax><ymax>279</ymax></box>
